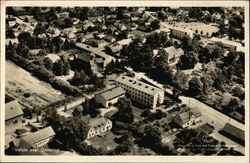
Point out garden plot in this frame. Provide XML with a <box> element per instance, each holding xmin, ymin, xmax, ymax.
<box><xmin>5</xmin><ymin>61</ymin><xmax>65</xmax><ymax>109</ymax></box>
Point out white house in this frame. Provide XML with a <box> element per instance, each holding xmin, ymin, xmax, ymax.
<box><xmin>86</xmin><ymin>117</ymin><xmax>112</xmax><ymax>139</ymax></box>
<box><xmin>158</xmin><ymin>46</ymin><xmax>184</xmax><ymax>65</ymax></box>
<box><xmin>174</xmin><ymin>108</ymin><xmax>201</xmax><ymax>128</ymax></box>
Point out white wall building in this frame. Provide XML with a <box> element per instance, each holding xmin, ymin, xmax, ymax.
<box><xmin>211</xmin><ymin>37</ymin><xmax>244</xmax><ymax>52</ymax></box>
<box><xmin>86</xmin><ymin>117</ymin><xmax>112</xmax><ymax>139</ymax></box>
<box><xmin>115</xmin><ymin>76</ymin><xmax>164</xmax><ymax>109</ymax></box>
<box><xmin>95</xmin><ymin>86</ymin><xmax>126</xmax><ymax>107</ymax></box>
<box><xmin>22</xmin><ymin>126</ymin><xmax>55</xmax><ymax>148</ymax></box>
<box><xmin>170</xmin><ymin>27</ymin><xmax>194</xmax><ymax>39</ymax></box>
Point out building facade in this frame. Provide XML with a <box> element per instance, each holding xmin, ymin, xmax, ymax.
<box><xmin>170</xmin><ymin>27</ymin><xmax>194</xmax><ymax>39</ymax></box>
<box><xmin>22</xmin><ymin>126</ymin><xmax>55</xmax><ymax>148</ymax></box>
<box><xmin>86</xmin><ymin>117</ymin><xmax>112</xmax><ymax>139</ymax></box>
<box><xmin>115</xmin><ymin>76</ymin><xmax>164</xmax><ymax>109</ymax></box>
<box><xmin>5</xmin><ymin>100</ymin><xmax>24</xmax><ymax>133</ymax></box>
<box><xmin>95</xmin><ymin>86</ymin><xmax>126</xmax><ymax>107</ymax></box>
<box><xmin>174</xmin><ymin>108</ymin><xmax>201</xmax><ymax>128</ymax></box>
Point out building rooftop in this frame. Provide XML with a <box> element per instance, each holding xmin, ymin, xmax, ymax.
<box><xmin>5</xmin><ymin>100</ymin><xmax>23</xmax><ymax>121</ymax></box>
<box><xmin>22</xmin><ymin>126</ymin><xmax>55</xmax><ymax>147</ymax></box>
<box><xmin>75</xmin><ymin>43</ymin><xmax>115</xmax><ymax>62</ymax></box>
<box><xmin>211</xmin><ymin>37</ymin><xmax>242</xmax><ymax>47</ymax></box>
<box><xmin>170</xmin><ymin>26</ymin><xmax>193</xmax><ymax>33</ymax></box>
<box><xmin>115</xmin><ymin>76</ymin><xmax>163</xmax><ymax>95</ymax></box>
<box><xmin>87</xmin><ymin>117</ymin><xmax>110</xmax><ymax>129</ymax></box>
<box><xmin>163</xmin><ymin>46</ymin><xmax>178</xmax><ymax>58</ymax></box>
<box><xmin>97</xmin><ymin>86</ymin><xmax>126</xmax><ymax>101</ymax></box>
<box><xmin>222</xmin><ymin>123</ymin><xmax>245</xmax><ymax>141</ymax></box>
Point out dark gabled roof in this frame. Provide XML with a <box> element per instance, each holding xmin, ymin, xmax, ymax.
<box><xmin>222</xmin><ymin>123</ymin><xmax>245</xmax><ymax>141</ymax></box>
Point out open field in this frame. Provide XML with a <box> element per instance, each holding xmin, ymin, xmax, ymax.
<box><xmin>5</xmin><ymin>61</ymin><xmax>65</xmax><ymax>109</ymax></box>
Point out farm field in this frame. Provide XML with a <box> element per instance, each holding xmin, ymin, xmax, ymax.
<box><xmin>5</xmin><ymin>61</ymin><xmax>65</xmax><ymax>109</ymax></box>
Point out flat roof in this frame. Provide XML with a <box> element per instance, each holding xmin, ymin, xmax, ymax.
<box><xmin>115</xmin><ymin>76</ymin><xmax>163</xmax><ymax>96</ymax></box>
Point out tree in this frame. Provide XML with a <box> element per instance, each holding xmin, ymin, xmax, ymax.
<box><xmin>52</xmin><ymin>36</ymin><xmax>63</xmax><ymax>53</ymax></box>
<box><xmin>69</xmin><ymin>70</ymin><xmax>90</xmax><ymax>86</ymax></box>
<box><xmin>225</xmin><ymin>98</ymin><xmax>240</xmax><ymax>113</ymax></box>
<box><xmin>6</xmin><ymin>28</ymin><xmax>15</xmax><ymax>38</ymax></box>
<box><xmin>63</xmin><ymin>17</ymin><xmax>73</xmax><ymax>28</ymax></box>
<box><xmin>188</xmin><ymin>77</ymin><xmax>203</xmax><ymax>96</ymax></box>
<box><xmin>177</xmin><ymin>51</ymin><xmax>198</xmax><ymax>70</ymax></box>
<box><xmin>200</xmin><ymin>73</ymin><xmax>213</xmax><ymax>95</ymax></box>
<box><xmin>53</xmin><ymin>60</ymin><xmax>65</xmax><ymax>76</ymax></box>
<box><xmin>141</xmin><ymin>125</ymin><xmax>161</xmax><ymax>147</ymax></box>
<box><xmin>111</xmin><ymin>97</ymin><xmax>134</xmax><ymax>124</ymax></box>
<box><xmin>17</xmin><ymin>32</ymin><xmax>33</xmax><ymax>48</ymax></box>
<box><xmin>79</xmin><ymin>7</ymin><xmax>89</xmax><ymax>22</ymax></box>
<box><xmin>158</xmin><ymin>10</ymin><xmax>166</xmax><ymax>20</ymax></box>
<box><xmin>43</xmin><ymin>57</ymin><xmax>54</xmax><ymax>70</ymax></box>
<box><xmin>150</xmin><ymin>19</ymin><xmax>160</xmax><ymax>30</ymax></box>
<box><xmin>173</xmin><ymin>70</ymin><xmax>189</xmax><ymax>91</ymax></box>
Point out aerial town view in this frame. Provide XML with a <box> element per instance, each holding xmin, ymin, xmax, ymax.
<box><xmin>4</xmin><ymin>6</ymin><xmax>246</xmax><ymax>157</ymax></box>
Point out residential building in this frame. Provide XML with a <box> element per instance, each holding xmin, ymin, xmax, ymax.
<box><xmin>86</xmin><ymin>117</ymin><xmax>112</xmax><ymax>139</ymax></box>
<box><xmin>21</xmin><ymin>126</ymin><xmax>55</xmax><ymax>148</ymax></box>
<box><xmin>5</xmin><ymin>100</ymin><xmax>23</xmax><ymax>133</ymax></box>
<box><xmin>95</xmin><ymin>86</ymin><xmax>126</xmax><ymax>107</ymax></box>
<box><xmin>170</xmin><ymin>26</ymin><xmax>194</xmax><ymax>39</ymax></box>
<box><xmin>115</xmin><ymin>76</ymin><xmax>164</xmax><ymax>109</ymax></box>
<box><xmin>158</xmin><ymin>46</ymin><xmax>184</xmax><ymax>65</ymax></box>
<box><xmin>174</xmin><ymin>108</ymin><xmax>201</xmax><ymax>128</ymax></box>
<box><xmin>76</xmin><ymin>42</ymin><xmax>115</xmax><ymax>68</ymax></box>
<box><xmin>8</xmin><ymin>126</ymin><xmax>55</xmax><ymax>154</ymax></box>
<box><xmin>211</xmin><ymin>37</ymin><xmax>244</xmax><ymax>52</ymax></box>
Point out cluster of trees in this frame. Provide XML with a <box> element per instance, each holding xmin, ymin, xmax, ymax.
<box><xmin>174</xmin><ymin>128</ymin><xmax>219</xmax><ymax>155</ymax></box>
<box><xmin>6</xmin><ymin>42</ymin><xmax>82</xmax><ymax>96</ymax></box>
<box><xmin>141</xmin><ymin>109</ymin><xmax>167</xmax><ymax>122</ymax></box>
<box><xmin>111</xmin><ymin>97</ymin><xmax>134</xmax><ymax>124</ymax></box>
<box><xmin>44</xmin><ymin>109</ymin><xmax>104</xmax><ymax>155</ymax></box>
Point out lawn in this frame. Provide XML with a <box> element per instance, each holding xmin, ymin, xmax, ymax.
<box><xmin>87</xmin><ymin>132</ymin><xmax>118</xmax><ymax>151</ymax></box>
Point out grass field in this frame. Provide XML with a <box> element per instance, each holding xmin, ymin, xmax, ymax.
<box><xmin>5</xmin><ymin>61</ymin><xmax>65</xmax><ymax>109</ymax></box>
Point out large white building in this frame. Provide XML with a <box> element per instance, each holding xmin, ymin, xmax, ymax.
<box><xmin>95</xmin><ymin>86</ymin><xmax>126</xmax><ymax>107</ymax></box>
<box><xmin>115</xmin><ymin>76</ymin><xmax>164</xmax><ymax>109</ymax></box>
<box><xmin>170</xmin><ymin>27</ymin><xmax>194</xmax><ymax>39</ymax></box>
